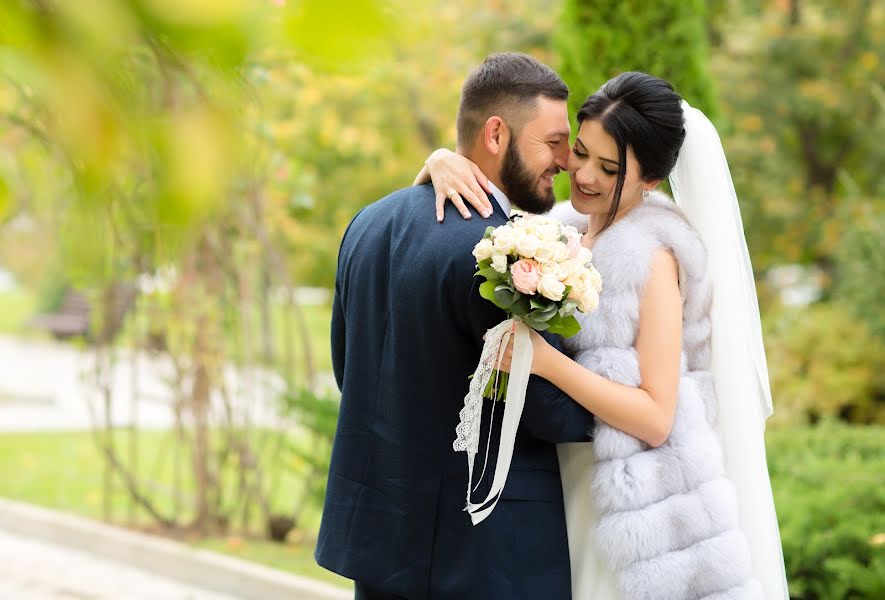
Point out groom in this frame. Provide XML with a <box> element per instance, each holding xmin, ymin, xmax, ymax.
<box><xmin>316</xmin><ymin>53</ymin><xmax>595</xmax><ymax>599</ymax></box>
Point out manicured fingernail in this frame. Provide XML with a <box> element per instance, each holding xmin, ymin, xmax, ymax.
<box><xmin>483</xmin><ymin>210</ymin><xmax>492</xmax><ymax>218</ymax></box>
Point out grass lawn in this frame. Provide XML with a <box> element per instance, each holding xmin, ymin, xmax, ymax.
<box><xmin>0</xmin><ymin>429</ymin><xmax>349</xmax><ymax>588</ymax></box>
<box><xmin>0</xmin><ymin>288</ymin><xmax>39</xmax><ymax>335</ymax></box>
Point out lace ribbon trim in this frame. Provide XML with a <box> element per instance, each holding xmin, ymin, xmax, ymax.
<box><xmin>452</xmin><ymin>318</ymin><xmax>533</xmax><ymax>525</ymax></box>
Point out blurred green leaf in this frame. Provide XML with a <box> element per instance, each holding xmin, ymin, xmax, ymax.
<box><xmin>0</xmin><ymin>171</ymin><xmax>10</xmax><ymax>221</ymax></box>
<box><xmin>282</xmin><ymin>0</ymin><xmax>396</xmax><ymax>71</ymax></box>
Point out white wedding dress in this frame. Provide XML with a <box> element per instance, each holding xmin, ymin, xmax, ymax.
<box><xmin>547</xmin><ymin>102</ymin><xmax>787</xmax><ymax>599</ymax></box>
<box><xmin>558</xmin><ymin>443</ymin><xmax>621</xmax><ymax>599</ymax></box>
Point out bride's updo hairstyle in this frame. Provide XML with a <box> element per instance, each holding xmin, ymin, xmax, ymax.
<box><xmin>577</xmin><ymin>72</ymin><xmax>685</xmax><ymax>230</ymax></box>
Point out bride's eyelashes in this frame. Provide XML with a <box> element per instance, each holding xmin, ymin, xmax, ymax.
<box><xmin>572</xmin><ymin>151</ymin><xmax>619</xmax><ymax>177</ymax></box>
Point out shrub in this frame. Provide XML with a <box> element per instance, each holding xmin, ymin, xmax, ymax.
<box><xmin>764</xmin><ymin>303</ymin><xmax>885</xmax><ymax>427</ymax></box>
<box><xmin>767</xmin><ymin>423</ymin><xmax>885</xmax><ymax>599</ymax></box>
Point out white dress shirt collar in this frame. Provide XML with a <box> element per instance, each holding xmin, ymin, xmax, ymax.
<box><xmin>487</xmin><ymin>181</ymin><xmax>511</xmax><ymax>218</ymax></box>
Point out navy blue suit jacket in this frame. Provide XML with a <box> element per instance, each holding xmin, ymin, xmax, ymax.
<box><xmin>315</xmin><ymin>184</ymin><xmax>595</xmax><ymax>599</ymax></box>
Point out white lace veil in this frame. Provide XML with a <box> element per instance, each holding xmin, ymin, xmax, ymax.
<box><xmin>669</xmin><ymin>101</ymin><xmax>789</xmax><ymax>598</ymax></box>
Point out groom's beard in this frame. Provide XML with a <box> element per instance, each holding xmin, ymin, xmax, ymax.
<box><xmin>500</xmin><ymin>136</ymin><xmax>557</xmax><ymax>214</ymax></box>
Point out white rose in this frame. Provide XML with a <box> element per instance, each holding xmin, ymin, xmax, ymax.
<box><xmin>536</xmin><ymin>222</ymin><xmax>561</xmax><ymax>242</ymax></box>
<box><xmin>586</xmin><ymin>266</ymin><xmax>603</xmax><ymax>292</ymax></box>
<box><xmin>537</xmin><ymin>274</ymin><xmax>566</xmax><ymax>301</ymax></box>
<box><xmin>492</xmin><ymin>226</ymin><xmax>517</xmax><ymax>254</ymax></box>
<box><xmin>533</xmin><ymin>241</ymin><xmax>562</xmax><ymax>263</ymax></box>
<box><xmin>559</xmin><ymin>259</ymin><xmax>582</xmax><ymax>284</ymax></box>
<box><xmin>553</xmin><ymin>241</ymin><xmax>570</xmax><ymax>263</ymax></box>
<box><xmin>567</xmin><ymin>274</ymin><xmax>586</xmax><ymax>300</ymax></box>
<box><xmin>576</xmin><ymin>247</ymin><xmax>594</xmax><ymax>266</ymax></box>
<box><xmin>579</xmin><ymin>287</ymin><xmax>600</xmax><ymax>313</ymax></box>
<box><xmin>515</xmin><ymin>234</ymin><xmax>541</xmax><ymax>259</ymax></box>
<box><xmin>514</xmin><ymin>220</ymin><xmax>537</xmax><ymax>238</ymax></box>
<box><xmin>539</xmin><ymin>261</ymin><xmax>562</xmax><ymax>279</ymax></box>
<box><xmin>473</xmin><ymin>238</ymin><xmax>494</xmax><ymax>262</ymax></box>
<box><xmin>491</xmin><ymin>253</ymin><xmax>509</xmax><ymax>274</ymax></box>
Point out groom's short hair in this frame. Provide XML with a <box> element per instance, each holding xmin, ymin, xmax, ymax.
<box><xmin>457</xmin><ymin>53</ymin><xmax>568</xmax><ymax>147</ymax></box>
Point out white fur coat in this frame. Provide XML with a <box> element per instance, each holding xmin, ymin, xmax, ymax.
<box><xmin>549</xmin><ymin>192</ymin><xmax>763</xmax><ymax>599</ymax></box>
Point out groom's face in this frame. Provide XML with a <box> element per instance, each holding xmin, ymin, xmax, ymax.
<box><xmin>501</xmin><ymin>96</ymin><xmax>570</xmax><ymax>214</ymax></box>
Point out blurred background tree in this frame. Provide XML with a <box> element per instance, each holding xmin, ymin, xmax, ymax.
<box><xmin>556</xmin><ymin>0</ymin><xmax>718</xmax><ymax>116</ymax></box>
<box><xmin>554</xmin><ymin>0</ymin><xmax>718</xmax><ymax>199</ymax></box>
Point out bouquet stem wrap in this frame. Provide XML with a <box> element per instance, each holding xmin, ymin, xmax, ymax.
<box><xmin>453</xmin><ymin>318</ymin><xmax>533</xmax><ymax>525</ymax></box>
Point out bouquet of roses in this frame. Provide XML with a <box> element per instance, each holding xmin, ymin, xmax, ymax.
<box><xmin>471</xmin><ymin>214</ymin><xmax>603</xmax><ymax>399</ymax></box>
<box><xmin>453</xmin><ymin>213</ymin><xmax>602</xmax><ymax>525</ymax></box>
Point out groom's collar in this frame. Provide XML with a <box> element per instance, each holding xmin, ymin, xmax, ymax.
<box><xmin>487</xmin><ymin>181</ymin><xmax>511</xmax><ymax>218</ymax></box>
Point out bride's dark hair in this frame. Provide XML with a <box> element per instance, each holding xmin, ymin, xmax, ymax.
<box><xmin>577</xmin><ymin>72</ymin><xmax>685</xmax><ymax>230</ymax></box>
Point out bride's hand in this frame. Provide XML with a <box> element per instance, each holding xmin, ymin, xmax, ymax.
<box><xmin>497</xmin><ymin>327</ymin><xmax>554</xmax><ymax>376</ymax></box>
<box><xmin>413</xmin><ymin>148</ymin><xmax>493</xmax><ymax>222</ymax></box>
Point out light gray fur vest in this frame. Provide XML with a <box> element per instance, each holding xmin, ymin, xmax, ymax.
<box><xmin>549</xmin><ymin>192</ymin><xmax>763</xmax><ymax>600</ymax></box>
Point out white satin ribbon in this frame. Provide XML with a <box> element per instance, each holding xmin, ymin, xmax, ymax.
<box><xmin>453</xmin><ymin>318</ymin><xmax>533</xmax><ymax>525</ymax></box>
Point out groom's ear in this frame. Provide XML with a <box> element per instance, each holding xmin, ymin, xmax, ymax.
<box><xmin>482</xmin><ymin>116</ymin><xmax>509</xmax><ymax>156</ymax></box>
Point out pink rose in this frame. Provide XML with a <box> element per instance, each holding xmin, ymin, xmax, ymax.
<box><xmin>511</xmin><ymin>259</ymin><xmax>540</xmax><ymax>295</ymax></box>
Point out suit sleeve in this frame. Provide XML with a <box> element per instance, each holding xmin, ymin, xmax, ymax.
<box><xmin>331</xmin><ymin>270</ymin><xmax>345</xmax><ymax>392</ymax></box>
<box><xmin>457</xmin><ymin>257</ymin><xmax>595</xmax><ymax>444</ymax></box>
<box><xmin>521</xmin><ymin>334</ymin><xmax>595</xmax><ymax>443</ymax></box>
<box><xmin>330</xmin><ymin>209</ymin><xmax>366</xmax><ymax>392</ymax></box>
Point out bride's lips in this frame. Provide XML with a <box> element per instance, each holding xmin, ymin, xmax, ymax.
<box><xmin>573</xmin><ymin>183</ymin><xmax>602</xmax><ymax>200</ymax></box>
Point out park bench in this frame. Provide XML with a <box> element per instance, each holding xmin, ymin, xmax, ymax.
<box><xmin>29</xmin><ymin>284</ymin><xmax>136</xmax><ymax>342</ymax></box>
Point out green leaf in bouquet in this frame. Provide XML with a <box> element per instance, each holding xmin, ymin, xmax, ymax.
<box><xmin>510</xmin><ymin>295</ymin><xmax>531</xmax><ymax>316</ymax></box>
<box><xmin>530</xmin><ymin>304</ymin><xmax>559</xmax><ymax>323</ymax></box>
<box><xmin>479</xmin><ymin>280</ymin><xmax>498</xmax><ymax>303</ymax></box>
<box><xmin>559</xmin><ymin>300</ymin><xmax>578</xmax><ymax>316</ymax></box>
<box><xmin>484</xmin><ymin>226</ymin><xmax>496</xmax><ymax>239</ymax></box>
<box><xmin>477</xmin><ymin>258</ymin><xmax>492</xmax><ymax>270</ymax></box>
<box><xmin>546</xmin><ymin>315</ymin><xmax>581</xmax><ymax>337</ymax></box>
<box><xmin>529</xmin><ymin>297</ymin><xmax>554</xmax><ymax>311</ymax></box>
<box><xmin>524</xmin><ymin>315</ymin><xmax>552</xmax><ymax>331</ymax></box>
<box><xmin>493</xmin><ymin>284</ymin><xmax>518</xmax><ymax>309</ymax></box>
<box><xmin>475</xmin><ymin>266</ymin><xmax>500</xmax><ymax>281</ymax></box>
<box><xmin>503</xmin><ymin>267</ymin><xmax>514</xmax><ymax>286</ymax></box>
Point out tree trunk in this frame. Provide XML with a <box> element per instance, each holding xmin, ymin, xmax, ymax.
<box><xmin>191</xmin><ymin>313</ymin><xmax>212</xmax><ymax>534</ymax></box>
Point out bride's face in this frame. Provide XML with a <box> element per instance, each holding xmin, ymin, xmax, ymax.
<box><xmin>568</xmin><ymin>119</ymin><xmax>647</xmax><ymax>217</ymax></box>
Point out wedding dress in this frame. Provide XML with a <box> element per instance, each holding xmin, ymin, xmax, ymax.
<box><xmin>549</xmin><ymin>102</ymin><xmax>787</xmax><ymax>599</ymax></box>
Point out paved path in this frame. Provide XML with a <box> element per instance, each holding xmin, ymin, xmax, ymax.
<box><xmin>0</xmin><ymin>529</ymin><xmax>240</xmax><ymax>600</ymax></box>
<box><xmin>0</xmin><ymin>334</ymin><xmax>336</xmax><ymax>432</ymax></box>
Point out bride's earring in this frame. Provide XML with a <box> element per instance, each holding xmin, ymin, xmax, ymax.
<box><xmin>642</xmin><ymin>189</ymin><xmax>650</xmax><ymax>200</ymax></box>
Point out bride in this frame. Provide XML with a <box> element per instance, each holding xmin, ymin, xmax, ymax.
<box><xmin>419</xmin><ymin>72</ymin><xmax>789</xmax><ymax>599</ymax></box>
